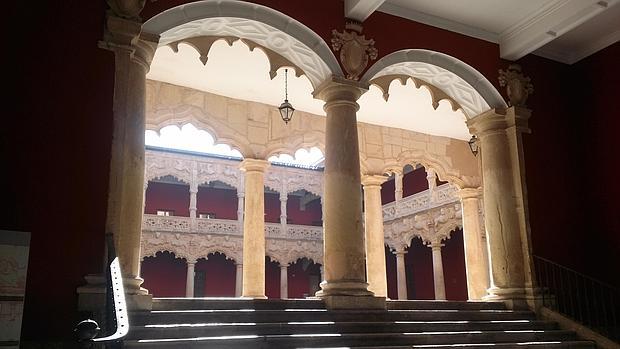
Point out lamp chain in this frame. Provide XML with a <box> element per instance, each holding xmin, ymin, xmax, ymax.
<box><xmin>284</xmin><ymin>69</ymin><xmax>288</xmax><ymax>101</ymax></box>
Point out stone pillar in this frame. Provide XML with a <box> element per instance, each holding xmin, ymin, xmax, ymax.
<box><xmin>237</xmin><ymin>191</ymin><xmax>245</xmax><ymax>227</ymax></box>
<box><xmin>362</xmin><ymin>174</ymin><xmax>388</xmax><ymax>298</ymax></box>
<box><xmin>459</xmin><ymin>187</ymin><xmax>490</xmax><ymax>300</ymax></box>
<box><xmin>395</xmin><ymin>248</ymin><xmax>408</xmax><ymax>300</ymax></box>
<box><xmin>239</xmin><ymin>159</ymin><xmax>270</xmax><ymax>298</ymax></box>
<box><xmin>467</xmin><ymin>107</ymin><xmax>534</xmax><ymax>308</ymax></box>
<box><xmin>394</xmin><ymin>171</ymin><xmax>403</xmax><ymax>202</ymax></box>
<box><xmin>313</xmin><ymin>77</ymin><xmax>382</xmax><ymax>309</ymax></box>
<box><xmin>189</xmin><ymin>184</ymin><xmax>198</xmax><ymax>229</ymax></box>
<box><xmin>280</xmin><ymin>192</ymin><xmax>288</xmax><ymax>233</ymax></box>
<box><xmin>426</xmin><ymin>168</ymin><xmax>437</xmax><ymax>202</ymax></box>
<box><xmin>430</xmin><ymin>241</ymin><xmax>446</xmax><ymax>300</ymax></box>
<box><xmin>235</xmin><ymin>263</ymin><xmax>243</xmax><ymax>297</ymax></box>
<box><xmin>99</xmin><ymin>15</ymin><xmax>157</xmax><ymax>302</ymax></box>
<box><xmin>280</xmin><ymin>264</ymin><xmax>288</xmax><ymax>299</ymax></box>
<box><xmin>186</xmin><ymin>262</ymin><xmax>195</xmax><ymax>298</ymax></box>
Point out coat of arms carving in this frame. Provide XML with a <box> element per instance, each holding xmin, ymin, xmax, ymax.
<box><xmin>331</xmin><ymin>23</ymin><xmax>378</xmax><ymax>81</ymax></box>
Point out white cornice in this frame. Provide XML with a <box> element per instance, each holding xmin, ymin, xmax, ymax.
<box><xmin>345</xmin><ymin>0</ymin><xmax>386</xmax><ymax>22</ymax></box>
<box><xmin>377</xmin><ymin>2</ymin><xmax>499</xmax><ymax>44</ymax></box>
<box><xmin>500</xmin><ymin>0</ymin><xmax>615</xmax><ymax>61</ymax></box>
<box><xmin>534</xmin><ymin>25</ymin><xmax>620</xmax><ymax>64</ymax></box>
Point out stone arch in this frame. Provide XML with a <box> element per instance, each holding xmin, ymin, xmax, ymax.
<box><xmin>140</xmin><ymin>249</ymin><xmax>191</xmax><ymax>263</ymax></box>
<box><xmin>145</xmin><ymin>172</ymin><xmax>191</xmax><ymax>185</ymax></box>
<box><xmin>196</xmin><ymin>174</ymin><xmax>240</xmax><ymax>192</ymax></box>
<box><xmin>146</xmin><ymin>104</ymin><xmax>252</xmax><ymax>157</ymax></box>
<box><xmin>265</xmin><ymin>138</ymin><xmax>326</xmax><ymax>161</ymax></box>
<box><xmin>361</xmin><ymin>49</ymin><xmax>507</xmax><ymax>119</ymax></box>
<box><xmin>142</xmin><ymin>0</ymin><xmax>342</xmax><ymax>89</ymax></box>
<box><xmin>196</xmin><ymin>249</ymin><xmax>240</xmax><ymax>264</ymax></box>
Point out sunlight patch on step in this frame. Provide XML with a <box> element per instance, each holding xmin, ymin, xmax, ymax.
<box><xmin>411</xmin><ymin>342</ymin><xmax>562</xmax><ymax>347</ymax></box>
<box><xmin>287</xmin><ymin>321</ymin><xmax>335</xmax><ymax>325</ymax></box>
<box><xmin>152</xmin><ymin>309</ymin><xmax>256</xmax><ymax>313</ymax></box>
<box><xmin>145</xmin><ymin>322</ymin><xmax>257</xmax><ymax>328</ymax></box>
<box><xmin>138</xmin><ymin>335</ymin><xmax>260</xmax><ymax>343</ymax></box>
<box><xmin>404</xmin><ymin>331</ymin><xmax>484</xmax><ymax>335</ymax></box>
<box><xmin>289</xmin><ymin>333</ymin><xmax>342</xmax><ymax>337</ymax></box>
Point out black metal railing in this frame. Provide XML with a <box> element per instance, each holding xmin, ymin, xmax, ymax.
<box><xmin>74</xmin><ymin>233</ymin><xmax>129</xmax><ymax>347</ymax></box>
<box><xmin>534</xmin><ymin>255</ymin><xmax>620</xmax><ymax>341</ymax></box>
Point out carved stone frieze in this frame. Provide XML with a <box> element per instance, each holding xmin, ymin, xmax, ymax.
<box><xmin>267</xmin><ymin>239</ymin><xmax>323</xmax><ymax>266</ymax></box>
<box><xmin>141</xmin><ymin>231</ymin><xmax>243</xmax><ymax>264</ymax></box>
<box><xmin>498</xmin><ymin>64</ymin><xmax>534</xmax><ymax>107</ymax></box>
<box><xmin>331</xmin><ymin>23</ymin><xmax>377</xmax><ymax>81</ymax></box>
<box><xmin>370</xmin><ymin>74</ymin><xmax>462</xmax><ymax>112</ymax></box>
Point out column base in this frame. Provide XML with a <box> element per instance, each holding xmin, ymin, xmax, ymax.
<box><xmin>239</xmin><ymin>295</ymin><xmax>268</xmax><ymax>300</ymax></box>
<box><xmin>482</xmin><ymin>286</ymin><xmax>540</xmax><ymax>310</ymax></box>
<box><xmin>77</xmin><ymin>274</ymin><xmax>153</xmax><ymax>311</ymax></box>
<box><xmin>315</xmin><ymin>281</ymin><xmax>385</xmax><ymax>309</ymax></box>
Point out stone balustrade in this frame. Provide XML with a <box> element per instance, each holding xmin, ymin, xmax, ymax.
<box><xmin>382</xmin><ymin>183</ymin><xmax>459</xmax><ymax>221</ymax></box>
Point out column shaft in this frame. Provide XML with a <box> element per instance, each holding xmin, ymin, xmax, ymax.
<box><xmin>280</xmin><ymin>265</ymin><xmax>288</xmax><ymax>299</ymax></box>
<box><xmin>313</xmin><ymin>78</ymin><xmax>374</xmax><ymax>301</ymax></box>
<box><xmin>103</xmin><ymin>16</ymin><xmax>156</xmax><ymax>295</ymax></box>
<box><xmin>240</xmin><ymin>159</ymin><xmax>270</xmax><ymax>298</ymax></box>
<box><xmin>189</xmin><ymin>187</ymin><xmax>198</xmax><ymax>219</ymax></box>
<box><xmin>467</xmin><ymin>108</ymin><xmax>531</xmax><ymax>305</ymax></box>
<box><xmin>186</xmin><ymin>262</ymin><xmax>195</xmax><ymax>297</ymax></box>
<box><xmin>362</xmin><ymin>175</ymin><xmax>388</xmax><ymax>298</ymax></box>
<box><xmin>459</xmin><ymin>188</ymin><xmax>490</xmax><ymax>300</ymax></box>
<box><xmin>431</xmin><ymin>243</ymin><xmax>446</xmax><ymax>300</ymax></box>
<box><xmin>280</xmin><ymin>194</ymin><xmax>288</xmax><ymax>232</ymax></box>
<box><xmin>235</xmin><ymin>264</ymin><xmax>243</xmax><ymax>297</ymax></box>
<box><xmin>395</xmin><ymin>250</ymin><xmax>408</xmax><ymax>300</ymax></box>
<box><xmin>394</xmin><ymin>172</ymin><xmax>403</xmax><ymax>202</ymax></box>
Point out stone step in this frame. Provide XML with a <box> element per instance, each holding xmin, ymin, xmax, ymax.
<box><xmin>152</xmin><ymin>297</ymin><xmax>325</xmax><ymax>311</ymax></box>
<box><xmin>126</xmin><ymin>319</ymin><xmax>558</xmax><ymax>340</ymax></box>
<box><xmin>123</xmin><ymin>329</ymin><xmax>579</xmax><ymax>348</ymax></box>
<box><xmin>130</xmin><ymin>309</ymin><xmax>537</xmax><ymax>326</ymax></box>
<box><xmin>386</xmin><ymin>300</ymin><xmax>506</xmax><ymax>311</ymax></box>
<box><xmin>300</xmin><ymin>342</ymin><xmax>596</xmax><ymax>349</ymax></box>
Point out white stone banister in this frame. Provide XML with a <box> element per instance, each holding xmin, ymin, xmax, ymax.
<box><xmin>382</xmin><ymin>183</ymin><xmax>458</xmax><ymax>221</ymax></box>
<box><xmin>143</xmin><ymin>214</ymin><xmax>322</xmax><ymax>241</ymax></box>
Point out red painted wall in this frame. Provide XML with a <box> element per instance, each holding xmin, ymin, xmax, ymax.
<box><xmin>442</xmin><ymin>229</ymin><xmax>468</xmax><ymax>301</ymax></box>
<box><xmin>381</xmin><ymin>167</ymin><xmax>431</xmax><ymax>204</ymax></box>
<box><xmin>141</xmin><ymin>252</ymin><xmax>187</xmax><ymax>297</ymax></box>
<box><xmin>265</xmin><ymin>257</ymin><xmax>281</xmax><ymax>298</ymax></box>
<box><xmin>264</xmin><ymin>192</ymin><xmax>281</xmax><ymax>223</ymax></box>
<box><xmin>197</xmin><ymin>187</ymin><xmax>238</xmax><ymax>220</ymax></box>
<box><xmin>406</xmin><ymin>238</ymin><xmax>435</xmax><ymax>300</ymax></box>
<box><xmin>195</xmin><ymin>253</ymin><xmax>236</xmax><ymax>297</ymax></box>
<box><xmin>286</xmin><ymin>196</ymin><xmax>322</xmax><ymax>226</ymax></box>
<box><xmin>287</xmin><ymin>259</ymin><xmax>322</xmax><ymax>298</ymax></box>
<box><xmin>386</xmin><ymin>245</ymin><xmax>398</xmax><ymax>299</ymax></box>
<box><xmin>145</xmin><ymin>182</ymin><xmax>190</xmax><ymax>216</ymax></box>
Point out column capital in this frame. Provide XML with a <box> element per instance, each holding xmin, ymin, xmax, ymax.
<box><xmin>187</xmin><ymin>261</ymin><xmax>196</xmax><ymax>266</ymax></box>
<box><xmin>312</xmin><ymin>75</ymin><xmax>368</xmax><ymax>105</ymax></box>
<box><xmin>466</xmin><ymin>107</ymin><xmax>531</xmax><ymax>138</ymax></box>
<box><xmin>279</xmin><ymin>264</ymin><xmax>289</xmax><ymax>269</ymax></box>
<box><xmin>458</xmin><ymin>187</ymin><xmax>482</xmax><ymax>200</ymax></box>
<box><xmin>393</xmin><ymin>248</ymin><xmax>408</xmax><ymax>256</ymax></box>
<box><xmin>100</xmin><ymin>15</ymin><xmax>159</xmax><ymax>70</ymax></box>
<box><xmin>429</xmin><ymin>241</ymin><xmax>445</xmax><ymax>250</ymax></box>
<box><xmin>239</xmin><ymin>158</ymin><xmax>270</xmax><ymax>173</ymax></box>
<box><xmin>361</xmin><ymin>174</ymin><xmax>388</xmax><ymax>188</ymax></box>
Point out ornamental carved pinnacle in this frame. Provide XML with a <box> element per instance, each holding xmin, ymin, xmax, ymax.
<box><xmin>107</xmin><ymin>0</ymin><xmax>146</xmax><ymax>20</ymax></box>
<box><xmin>498</xmin><ymin>64</ymin><xmax>534</xmax><ymax>107</ymax></box>
<box><xmin>331</xmin><ymin>22</ymin><xmax>378</xmax><ymax>81</ymax></box>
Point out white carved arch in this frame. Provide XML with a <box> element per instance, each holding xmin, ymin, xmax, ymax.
<box><xmin>196</xmin><ymin>249</ymin><xmax>241</xmax><ymax>264</ymax></box>
<box><xmin>195</xmin><ymin>163</ymin><xmax>240</xmax><ymax>190</ymax></box>
<box><xmin>287</xmin><ymin>180</ymin><xmax>323</xmax><ymax>199</ymax></box>
<box><xmin>361</xmin><ymin>49</ymin><xmax>507</xmax><ymax>119</ymax></box>
<box><xmin>142</xmin><ymin>0</ymin><xmax>342</xmax><ymax>89</ymax></box>
<box><xmin>264</xmin><ymin>135</ymin><xmax>326</xmax><ymax>160</ymax></box>
<box><xmin>393</xmin><ymin>149</ymin><xmax>479</xmax><ymax>189</ymax></box>
<box><xmin>267</xmin><ymin>240</ymin><xmax>323</xmax><ymax>266</ymax></box>
<box><xmin>146</xmin><ymin>104</ymin><xmax>253</xmax><ymax>157</ymax></box>
<box><xmin>145</xmin><ymin>155</ymin><xmax>193</xmax><ymax>184</ymax></box>
<box><xmin>140</xmin><ymin>248</ymin><xmax>192</xmax><ymax>263</ymax></box>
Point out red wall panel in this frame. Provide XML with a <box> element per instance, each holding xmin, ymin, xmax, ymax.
<box><xmin>385</xmin><ymin>246</ymin><xmax>398</xmax><ymax>299</ymax></box>
<box><xmin>442</xmin><ymin>229</ymin><xmax>468</xmax><ymax>301</ymax></box>
<box><xmin>406</xmin><ymin>238</ymin><xmax>435</xmax><ymax>300</ymax></box>
<box><xmin>286</xmin><ymin>196</ymin><xmax>322</xmax><ymax>226</ymax></box>
<box><xmin>287</xmin><ymin>259</ymin><xmax>322</xmax><ymax>298</ymax></box>
<box><xmin>265</xmin><ymin>257</ymin><xmax>281</xmax><ymax>298</ymax></box>
<box><xmin>141</xmin><ymin>251</ymin><xmax>187</xmax><ymax>297</ymax></box>
<box><xmin>145</xmin><ymin>182</ymin><xmax>190</xmax><ymax>216</ymax></box>
<box><xmin>197</xmin><ymin>187</ymin><xmax>238</xmax><ymax>220</ymax></box>
<box><xmin>403</xmin><ymin>167</ymin><xmax>429</xmax><ymax>197</ymax></box>
<box><xmin>195</xmin><ymin>253</ymin><xmax>236</xmax><ymax>297</ymax></box>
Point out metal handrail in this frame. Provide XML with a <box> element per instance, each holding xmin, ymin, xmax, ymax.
<box><xmin>74</xmin><ymin>234</ymin><xmax>129</xmax><ymax>347</ymax></box>
<box><xmin>534</xmin><ymin>255</ymin><xmax>619</xmax><ymax>341</ymax></box>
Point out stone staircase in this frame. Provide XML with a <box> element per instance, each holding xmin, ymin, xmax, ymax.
<box><xmin>125</xmin><ymin>298</ymin><xmax>595</xmax><ymax>348</ymax></box>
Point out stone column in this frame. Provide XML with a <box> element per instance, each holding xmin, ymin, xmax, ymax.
<box><xmin>235</xmin><ymin>263</ymin><xmax>243</xmax><ymax>297</ymax></box>
<box><xmin>362</xmin><ymin>174</ymin><xmax>388</xmax><ymax>298</ymax></box>
<box><xmin>430</xmin><ymin>241</ymin><xmax>446</xmax><ymax>300</ymax></box>
<box><xmin>313</xmin><ymin>77</ymin><xmax>381</xmax><ymax>309</ymax></box>
<box><xmin>280</xmin><ymin>264</ymin><xmax>288</xmax><ymax>299</ymax></box>
<box><xmin>459</xmin><ymin>187</ymin><xmax>490</xmax><ymax>300</ymax></box>
<box><xmin>467</xmin><ymin>107</ymin><xmax>534</xmax><ymax>308</ymax></box>
<box><xmin>237</xmin><ymin>191</ymin><xmax>245</xmax><ymax>227</ymax></box>
<box><xmin>394</xmin><ymin>171</ymin><xmax>403</xmax><ymax>202</ymax></box>
<box><xmin>100</xmin><ymin>15</ymin><xmax>157</xmax><ymax>300</ymax></box>
<box><xmin>186</xmin><ymin>262</ymin><xmax>195</xmax><ymax>298</ymax></box>
<box><xmin>395</xmin><ymin>248</ymin><xmax>408</xmax><ymax>300</ymax></box>
<box><xmin>280</xmin><ymin>192</ymin><xmax>288</xmax><ymax>233</ymax></box>
<box><xmin>426</xmin><ymin>168</ymin><xmax>437</xmax><ymax>202</ymax></box>
<box><xmin>189</xmin><ymin>184</ymin><xmax>198</xmax><ymax>229</ymax></box>
<box><xmin>239</xmin><ymin>159</ymin><xmax>270</xmax><ymax>298</ymax></box>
